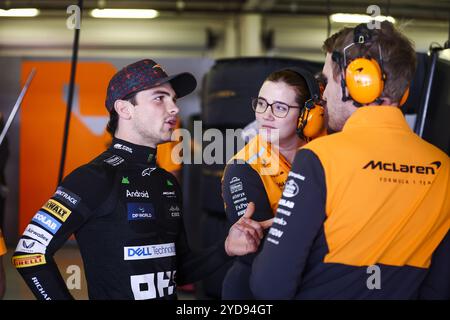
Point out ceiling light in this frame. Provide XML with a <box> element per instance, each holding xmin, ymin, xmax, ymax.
<box><xmin>90</xmin><ymin>9</ymin><xmax>159</xmax><ymax>19</ymax></box>
<box><xmin>0</xmin><ymin>8</ymin><xmax>39</xmax><ymax>17</ymax></box>
<box><xmin>330</xmin><ymin>13</ymin><xmax>396</xmax><ymax>24</ymax></box>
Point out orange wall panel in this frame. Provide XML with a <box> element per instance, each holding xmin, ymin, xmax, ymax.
<box><xmin>19</xmin><ymin>61</ymin><xmax>116</xmax><ymax>234</ymax></box>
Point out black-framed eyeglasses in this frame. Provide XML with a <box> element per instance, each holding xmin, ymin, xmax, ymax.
<box><xmin>251</xmin><ymin>97</ymin><xmax>300</xmax><ymax>118</ymax></box>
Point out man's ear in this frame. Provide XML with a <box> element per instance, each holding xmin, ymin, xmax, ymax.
<box><xmin>114</xmin><ymin>100</ymin><xmax>133</xmax><ymax>120</ymax></box>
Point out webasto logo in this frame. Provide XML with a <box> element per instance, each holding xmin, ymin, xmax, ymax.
<box><xmin>126</xmin><ymin>190</ymin><xmax>149</xmax><ymax>198</ymax></box>
<box><xmin>363</xmin><ymin>160</ymin><xmax>441</xmax><ymax>175</ymax></box>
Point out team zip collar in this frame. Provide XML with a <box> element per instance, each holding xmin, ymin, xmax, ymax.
<box><xmin>343</xmin><ymin>106</ymin><xmax>412</xmax><ymax>132</ymax></box>
<box><xmin>109</xmin><ymin>137</ymin><xmax>157</xmax><ymax>165</ymax></box>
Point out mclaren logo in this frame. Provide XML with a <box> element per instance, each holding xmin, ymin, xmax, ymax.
<box><xmin>363</xmin><ymin>160</ymin><xmax>441</xmax><ymax>175</ymax></box>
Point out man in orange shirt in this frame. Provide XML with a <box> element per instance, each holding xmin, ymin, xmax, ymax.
<box><xmin>251</xmin><ymin>22</ymin><xmax>449</xmax><ymax>299</ymax></box>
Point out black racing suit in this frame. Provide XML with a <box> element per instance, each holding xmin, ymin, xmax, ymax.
<box><xmin>13</xmin><ymin>137</ymin><xmax>230</xmax><ymax>300</ymax></box>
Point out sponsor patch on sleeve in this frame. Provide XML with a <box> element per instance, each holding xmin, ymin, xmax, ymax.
<box><xmin>23</xmin><ymin>224</ymin><xmax>53</xmax><ymax>246</ymax></box>
<box><xmin>282</xmin><ymin>179</ymin><xmax>300</xmax><ymax>198</ymax></box>
<box><xmin>42</xmin><ymin>199</ymin><xmax>72</xmax><ymax>222</ymax></box>
<box><xmin>32</xmin><ymin>211</ymin><xmax>62</xmax><ymax>234</ymax></box>
<box><xmin>12</xmin><ymin>254</ymin><xmax>46</xmax><ymax>268</ymax></box>
<box><xmin>15</xmin><ymin>239</ymin><xmax>47</xmax><ymax>254</ymax></box>
<box><xmin>53</xmin><ymin>186</ymin><xmax>81</xmax><ymax>208</ymax></box>
<box><xmin>229</xmin><ymin>177</ymin><xmax>243</xmax><ymax>194</ymax></box>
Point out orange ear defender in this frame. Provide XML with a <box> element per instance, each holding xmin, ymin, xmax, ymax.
<box><xmin>346</xmin><ymin>57</ymin><xmax>384</xmax><ymax>104</ymax></box>
<box><xmin>333</xmin><ymin>24</ymin><xmax>386</xmax><ymax>106</ymax></box>
<box><xmin>277</xmin><ymin>67</ymin><xmax>326</xmax><ymax>141</ymax></box>
<box><xmin>297</xmin><ymin>100</ymin><xmax>327</xmax><ymax>142</ymax></box>
<box><xmin>399</xmin><ymin>87</ymin><xmax>410</xmax><ymax>106</ymax></box>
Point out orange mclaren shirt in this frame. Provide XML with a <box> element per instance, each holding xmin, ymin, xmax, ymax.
<box><xmin>252</xmin><ymin>106</ymin><xmax>450</xmax><ymax>299</ymax></box>
<box><xmin>224</xmin><ymin>134</ymin><xmax>291</xmax><ymax>215</ymax></box>
<box><xmin>311</xmin><ymin>107</ymin><xmax>449</xmax><ymax>268</ymax></box>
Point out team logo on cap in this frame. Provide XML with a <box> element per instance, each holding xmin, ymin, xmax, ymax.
<box><xmin>152</xmin><ymin>64</ymin><xmax>165</xmax><ymax>72</ymax></box>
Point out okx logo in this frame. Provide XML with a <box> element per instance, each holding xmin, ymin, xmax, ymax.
<box><xmin>130</xmin><ymin>270</ymin><xmax>176</xmax><ymax>300</ymax></box>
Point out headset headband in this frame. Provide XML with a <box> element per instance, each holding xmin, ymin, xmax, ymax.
<box><xmin>353</xmin><ymin>23</ymin><xmax>372</xmax><ymax>44</ymax></box>
<box><xmin>276</xmin><ymin>67</ymin><xmax>321</xmax><ymax>104</ymax></box>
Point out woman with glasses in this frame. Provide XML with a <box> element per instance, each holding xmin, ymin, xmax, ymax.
<box><xmin>221</xmin><ymin>68</ymin><xmax>325</xmax><ymax>299</ymax></box>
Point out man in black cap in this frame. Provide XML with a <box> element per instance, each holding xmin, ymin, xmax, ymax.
<box><xmin>13</xmin><ymin>59</ymin><xmax>266</xmax><ymax>300</ymax></box>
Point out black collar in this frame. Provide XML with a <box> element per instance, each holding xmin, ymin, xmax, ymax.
<box><xmin>108</xmin><ymin>137</ymin><xmax>157</xmax><ymax>165</ymax></box>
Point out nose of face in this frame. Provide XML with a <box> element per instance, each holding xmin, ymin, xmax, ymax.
<box><xmin>261</xmin><ymin>105</ymin><xmax>275</xmax><ymax>121</ymax></box>
<box><xmin>322</xmin><ymin>85</ymin><xmax>329</xmax><ymax>103</ymax></box>
<box><xmin>167</xmin><ymin>100</ymin><xmax>179</xmax><ymax>115</ymax></box>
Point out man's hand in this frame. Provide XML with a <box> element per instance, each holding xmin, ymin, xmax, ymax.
<box><xmin>225</xmin><ymin>202</ymin><xmax>273</xmax><ymax>256</ymax></box>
